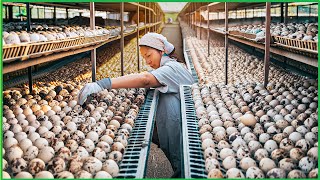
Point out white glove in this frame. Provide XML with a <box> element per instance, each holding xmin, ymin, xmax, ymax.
<box><xmin>77</xmin><ymin>82</ymin><xmax>104</xmax><ymax>105</ymax></box>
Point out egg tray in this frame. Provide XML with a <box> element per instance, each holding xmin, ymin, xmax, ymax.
<box><xmin>3</xmin><ymin>51</ymin><xmax>89</xmax><ymax>89</ymax></box>
<box><xmin>117</xmin><ymin>89</ymin><xmax>159</xmax><ymax>178</ymax></box>
<box><xmin>213</xmin><ymin>146</ymin><xmax>254</xmax><ymax>177</ymax></box>
<box><xmin>3</xmin><ymin>34</ymin><xmax>115</xmax><ymax>63</ymax></box>
<box><xmin>180</xmin><ymin>85</ymin><xmax>207</xmax><ymax>178</ymax></box>
<box><xmin>198</xmin><ymin>131</ymin><xmax>317</xmax><ymax>178</ymax></box>
<box><xmin>3</xmin><ymin>43</ymin><xmax>31</xmax><ymax>63</ymax></box>
<box><xmin>183</xmin><ymin>39</ymin><xmax>199</xmax><ymax>83</ymax></box>
<box><xmin>206</xmin><ymin>143</ymin><xmax>318</xmax><ymax>178</ymax></box>
<box><xmin>272</xmin><ymin>35</ymin><xmax>318</xmax><ymax>55</ymax></box>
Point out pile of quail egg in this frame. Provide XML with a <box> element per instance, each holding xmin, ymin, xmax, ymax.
<box><xmin>3</xmin><ymin>25</ymin><xmax>111</xmax><ymax>46</ymax></box>
<box><xmin>2</xmin><ymin>83</ymin><xmax>146</xmax><ymax>178</ymax></box>
<box><xmin>216</xmin><ymin>23</ymin><xmax>318</xmax><ymax>42</ymax></box>
<box><xmin>180</xmin><ymin>21</ymin><xmax>318</xmax><ymax>179</ymax></box>
<box><xmin>185</xmin><ymin>36</ymin><xmax>315</xmax><ymax>84</ymax></box>
<box><xmin>191</xmin><ymin>82</ymin><xmax>318</xmax><ymax>179</ymax></box>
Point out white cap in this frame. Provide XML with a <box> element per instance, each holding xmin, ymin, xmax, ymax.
<box><xmin>139</xmin><ymin>33</ymin><xmax>175</xmax><ymax>55</ymax></box>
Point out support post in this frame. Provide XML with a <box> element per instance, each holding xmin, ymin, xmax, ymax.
<box><xmin>149</xmin><ymin>3</ymin><xmax>151</xmax><ymax>32</ymax></box>
<box><xmin>153</xmin><ymin>3</ymin><xmax>156</xmax><ymax>32</ymax></box>
<box><xmin>37</xmin><ymin>8</ymin><xmax>40</xmax><ymax>20</ymax></box>
<box><xmin>120</xmin><ymin>2</ymin><xmax>124</xmax><ymax>76</ymax></box>
<box><xmin>144</xmin><ymin>2</ymin><xmax>147</xmax><ymax>34</ymax></box>
<box><xmin>53</xmin><ymin>6</ymin><xmax>57</xmax><ymax>25</ymax></box>
<box><xmin>280</xmin><ymin>3</ymin><xmax>284</xmax><ymax>23</ymax></box>
<box><xmin>284</xmin><ymin>3</ymin><xmax>288</xmax><ymax>24</ymax></box>
<box><xmin>225</xmin><ymin>2</ymin><xmax>228</xmax><ymax>85</ymax></box>
<box><xmin>207</xmin><ymin>5</ymin><xmax>210</xmax><ymax>57</ymax></box>
<box><xmin>43</xmin><ymin>7</ymin><xmax>46</xmax><ymax>20</ymax></box>
<box><xmin>8</xmin><ymin>5</ymin><xmax>13</xmax><ymax>22</ymax></box>
<box><xmin>199</xmin><ymin>9</ymin><xmax>202</xmax><ymax>39</ymax></box>
<box><xmin>26</xmin><ymin>3</ymin><xmax>33</xmax><ymax>92</ymax></box>
<box><xmin>66</xmin><ymin>8</ymin><xmax>69</xmax><ymax>24</ymax></box>
<box><xmin>90</xmin><ymin>2</ymin><xmax>97</xmax><ymax>82</ymax></box>
<box><xmin>309</xmin><ymin>5</ymin><xmax>311</xmax><ymax>17</ymax></box>
<box><xmin>193</xmin><ymin>4</ymin><xmax>196</xmax><ymax>31</ymax></box>
<box><xmin>137</xmin><ymin>3</ymin><xmax>140</xmax><ymax>72</ymax></box>
<box><xmin>245</xmin><ymin>8</ymin><xmax>247</xmax><ymax>19</ymax></box>
<box><xmin>253</xmin><ymin>7</ymin><xmax>255</xmax><ymax>17</ymax></box>
<box><xmin>296</xmin><ymin>5</ymin><xmax>299</xmax><ymax>20</ymax></box>
<box><xmin>264</xmin><ymin>2</ymin><xmax>271</xmax><ymax>87</ymax></box>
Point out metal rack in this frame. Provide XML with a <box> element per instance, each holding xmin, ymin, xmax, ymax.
<box><xmin>117</xmin><ymin>89</ymin><xmax>159</xmax><ymax>178</ymax></box>
<box><xmin>183</xmin><ymin>39</ymin><xmax>199</xmax><ymax>83</ymax></box>
<box><xmin>180</xmin><ymin>85</ymin><xmax>207</xmax><ymax>178</ymax></box>
<box><xmin>3</xmin><ymin>2</ymin><xmax>164</xmax><ymax>91</ymax></box>
<box><xmin>179</xmin><ymin>2</ymin><xmax>318</xmax><ymax>87</ymax></box>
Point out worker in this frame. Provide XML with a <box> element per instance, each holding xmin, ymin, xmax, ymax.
<box><xmin>77</xmin><ymin>33</ymin><xmax>194</xmax><ymax>178</ymax></box>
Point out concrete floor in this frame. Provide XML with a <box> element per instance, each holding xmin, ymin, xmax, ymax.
<box><xmin>145</xmin><ymin>22</ymin><xmax>184</xmax><ymax>178</ymax></box>
<box><xmin>160</xmin><ymin>22</ymin><xmax>185</xmax><ymax>63</ymax></box>
<box><xmin>145</xmin><ymin>143</ymin><xmax>174</xmax><ymax>178</ymax></box>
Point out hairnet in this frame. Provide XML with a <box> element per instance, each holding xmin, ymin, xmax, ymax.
<box><xmin>139</xmin><ymin>32</ymin><xmax>174</xmax><ymax>55</ymax></box>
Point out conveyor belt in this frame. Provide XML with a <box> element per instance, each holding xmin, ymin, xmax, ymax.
<box><xmin>180</xmin><ymin>85</ymin><xmax>207</xmax><ymax>178</ymax></box>
<box><xmin>183</xmin><ymin>39</ymin><xmax>199</xmax><ymax>83</ymax></box>
<box><xmin>117</xmin><ymin>89</ymin><xmax>159</xmax><ymax>178</ymax></box>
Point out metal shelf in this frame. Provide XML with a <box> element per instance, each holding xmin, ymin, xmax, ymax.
<box><xmin>183</xmin><ymin>39</ymin><xmax>199</xmax><ymax>83</ymax></box>
<box><xmin>117</xmin><ymin>89</ymin><xmax>159</xmax><ymax>178</ymax></box>
<box><xmin>3</xmin><ymin>22</ymin><xmax>164</xmax><ymax>75</ymax></box>
<box><xmin>193</xmin><ymin>23</ymin><xmax>318</xmax><ymax>68</ymax></box>
<box><xmin>180</xmin><ymin>85</ymin><xmax>207</xmax><ymax>178</ymax></box>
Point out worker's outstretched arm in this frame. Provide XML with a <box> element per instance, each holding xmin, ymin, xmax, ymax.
<box><xmin>78</xmin><ymin>72</ymin><xmax>161</xmax><ymax>105</ymax></box>
<box><xmin>111</xmin><ymin>72</ymin><xmax>162</xmax><ymax>89</ymax></box>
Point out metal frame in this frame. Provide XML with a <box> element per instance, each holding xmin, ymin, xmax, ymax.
<box><xmin>183</xmin><ymin>39</ymin><xmax>199</xmax><ymax>83</ymax></box>
<box><xmin>180</xmin><ymin>2</ymin><xmax>318</xmax><ymax>87</ymax></box>
<box><xmin>183</xmin><ymin>39</ymin><xmax>192</xmax><ymax>74</ymax></box>
<box><xmin>3</xmin><ymin>2</ymin><xmax>164</xmax><ymax>77</ymax></box>
<box><xmin>117</xmin><ymin>89</ymin><xmax>159</xmax><ymax>178</ymax></box>
<box><xmin>180</xmin><ymin>85</ymin><xmax>206</xmax><ymax>178</ymax></box>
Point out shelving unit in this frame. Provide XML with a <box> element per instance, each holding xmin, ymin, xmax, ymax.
<box><xmin>3</xmin><ymin>2</ymin><xmax>164</xmax><ymax>90</ymax></box>
<box><xmin>179</xmin><ymin>2</ymin><xmax>318</xmax><ymax>86</ymax></box>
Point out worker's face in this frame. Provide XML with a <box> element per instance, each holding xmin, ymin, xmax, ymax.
<box><xmin>140</xmin><ymin>46</ymin><xmax>163</xmax><ymax>69</ymax></box>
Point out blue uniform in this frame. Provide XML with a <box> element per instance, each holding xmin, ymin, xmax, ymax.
<box><xmin>150</xmin><ymin>55</ymin><xmax>194</xmax><ymax>177</ymax></box>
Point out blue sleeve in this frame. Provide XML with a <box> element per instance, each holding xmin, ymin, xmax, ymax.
<box><xmin>150</xmin><ymin>65</ymin><xmax>179</xmax><ymax>93</ymax></box>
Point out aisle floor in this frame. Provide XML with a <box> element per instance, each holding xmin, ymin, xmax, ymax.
<box><xmin>160</xmin><ymin>22</ymin><xmax>185</xmax><ymax>62</ymax></box>
<box><xmin>145</xmin><ymin>22</ymin><xmax>184</xmax><ymax>178</ymax></box>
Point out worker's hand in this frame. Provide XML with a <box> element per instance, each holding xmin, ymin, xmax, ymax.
<box><xmin>78</xmin><ymin>78</ymin><xmax>112</xmax><ymax>105</ymax></box>
<box><xmin>77</xmin><ymin>82</ymin><xmax>103</xmax><ymax>105</ymax></box>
